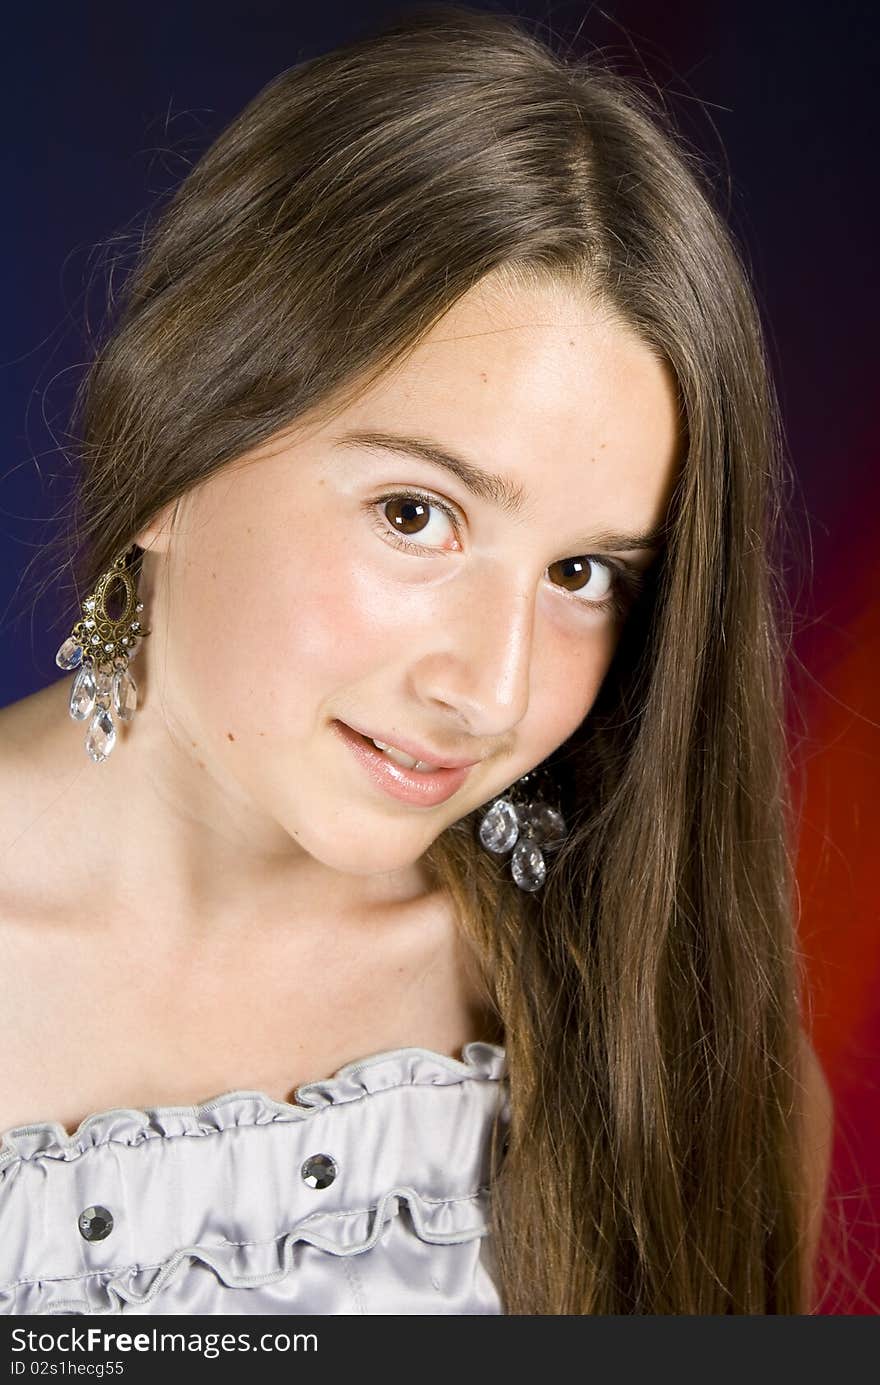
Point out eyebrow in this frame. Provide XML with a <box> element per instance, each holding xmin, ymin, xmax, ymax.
<box><xmin>335</xmin><ymin>428</ymin><xmax>669</xmax><ymax>554</ymax></box>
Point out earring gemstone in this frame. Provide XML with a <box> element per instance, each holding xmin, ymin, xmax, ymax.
<box><xmin>478</xmin><ymin>798</ymin><xmax>520</xmax><ymax>853</ymax></box>
<box><xmin>55</xmin><ymin>637</ymin><xmax>84</xmax><ymax>671</ymax></box>
<box><xmin>523</xmin><ymin>801</ymin><xmax>567</xmax><ymax>850</ymax></box>
<box><xmin>112</xmin><ymin>668</ymin><xmax>137</xmax><ymax>721</ymax></box>
<box><xmin>69</xmin><ymin>663</ymin><xmax>97</xmax><ymax>722</ymax></box>
<box><xmin>85</xmin><ymin>707</ymin><xmax>117</xmax><ymax>764</ymax></box>
<box><xmin>511</xmin><ymin>838</ymin><xmax>547</xmax><ymax>892</ymax></box>
<box><xmin>475</xmin><ymin>773</ymin><xmax>567</xmax><ymax>892</ymax></box>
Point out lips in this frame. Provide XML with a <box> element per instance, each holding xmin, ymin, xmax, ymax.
<box><xmin>339</xmin><ymin>720</ymin><xmax>481</xmax><ymax>771</ymax></box>
<box><xmin>368</xmin><ymin>736</ymin><xmax>440</xmax><ymax>772</ymax></box>
<box><xmin>332</xmin><ymin>720</ymin><xmax>477</xmax><ymax>807</ymax></box>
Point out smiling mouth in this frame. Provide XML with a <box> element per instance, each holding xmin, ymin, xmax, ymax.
<box><xmin>341</xmin><ymin>720</ymin><xmax>480</xmax><ymax>772</ymax></box>
<box><xmin>356</xmin><ymin>732</ymin><xmax>440</xmax><ymax>772</ymax></box>
<box><xmin>331</xmin><ymin>720</ymin><xmax>478</xmax><ymax>807</ymax></box>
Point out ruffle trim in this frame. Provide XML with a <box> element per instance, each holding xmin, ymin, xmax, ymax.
<box><xmin>0</xmin><ymin>1041</ymin><xmax>507</xmax><ymax>1171</ymax></box>
<box><xmin>1</xmin><ymin>1185</ymin><xmax>492</xmax><ymax>1315</ymax></box>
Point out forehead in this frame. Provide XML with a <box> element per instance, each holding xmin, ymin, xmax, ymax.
<box><xmin>333</xmin><ymin>275</ymin><xmax>683</xmax><ymax>540</ymax></box>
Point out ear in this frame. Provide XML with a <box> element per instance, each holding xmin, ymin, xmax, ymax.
<box><xmin>132</xmin><ymin>499</ymin><xmax>178</xmax><ymax>555</ymax></box>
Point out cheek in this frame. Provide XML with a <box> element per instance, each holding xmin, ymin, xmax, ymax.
<box><xmin>529</xmin><ymin>613</ymin><xmax>619</xmax><ymax>754</ymax></box>
<box><xmin>166</xmin><ymin>515</ymin><xmax>396</xmax><ymax>741</ymax></box>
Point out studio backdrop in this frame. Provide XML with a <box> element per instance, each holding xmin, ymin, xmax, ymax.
<box><xmin>2</xmin><ymin>0</ymin><xmax>877</xmax><ymax>1314</ymax></box>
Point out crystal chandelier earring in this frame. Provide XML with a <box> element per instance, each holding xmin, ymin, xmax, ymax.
<box><xmin>54</xmin><ymin>545</ymin><xmax>151</xmax><ymax>764</ymax></box>
<box><xmin>476</xmin><ymin>766</ymin><xmax>568</xmax><ymax>892</ymax></box>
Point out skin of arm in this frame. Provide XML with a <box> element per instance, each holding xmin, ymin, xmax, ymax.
<box><xmin>797</xmin><ymin>1027</ymin><xmax>835</xmax><ymax>1313</ymax></box>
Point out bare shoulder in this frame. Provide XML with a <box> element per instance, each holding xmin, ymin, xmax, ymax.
<box><xmin>0</xmin><ymin>685</ymin><xmax>54</xmax><ymax>886</ymax></box>
<box><xmin>797</xmin><ymin>1028</ymin><xmax>835</xmax><ymax>1309</ymax></box>
<box><xmin>0</xmin><ymin>680</ymin><xmax>77</xmax><ymax>806</ymax></box>
<box><xmin>0</xmin><ymin>683</ymin><xmax>100</xmax><ymax>1097</ymax></box>
<box><xmin>0</xmin><ymin>680</ymin><xmax>80</xmax><ymax>908</ymax></box>
<box><xmin>798</xmin><ymin>1029</ymin><xmax>834</xmax><ymax>1181</ymax></box>
<box><xmin>0</xmin><ymin>678</ymin><xmax>68</xmax><ymax>750</ymax></box>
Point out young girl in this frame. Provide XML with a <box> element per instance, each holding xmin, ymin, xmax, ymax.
<box><xmin>0</xmin><ymin>5</ymin><xmax>833</xmax><ymax>1315</ymax></box>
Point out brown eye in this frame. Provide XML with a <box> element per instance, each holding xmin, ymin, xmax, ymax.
<box><xmin>383</xmin><ymin>496</ymin><xmax>432</xmax><ymax>536</ymax></box>
<box><xmin>548</xmin><ymin>556</ymin><xmax>613</xmax><ymax>602</ymax></box>
<box><xmin>375</xmin><ymin>493</ymin><xmax>459</xmax><ymax>551</ymax></box>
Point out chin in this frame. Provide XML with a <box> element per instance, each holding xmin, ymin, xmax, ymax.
<box><xmin>285</xmin><ymin>823</ymin><xmax>434</xmax><ymax>881</ymax></box>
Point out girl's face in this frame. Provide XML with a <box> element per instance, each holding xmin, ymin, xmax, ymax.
<box><xmin>136</xmin><ymin>275</ymin><xmax>681</xmax><ymax>883</ymax></box>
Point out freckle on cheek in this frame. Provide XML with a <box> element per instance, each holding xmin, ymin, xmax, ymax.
<box><xmin>227</xmin><ymin>732</ymin><xmax>235</xmax><ymax>742</ymax></box>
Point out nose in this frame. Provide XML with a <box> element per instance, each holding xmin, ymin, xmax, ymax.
<box><xmin>409</xmin><ymin>560</ymin><xmax>537</xmax><ymax>739</ymax></box>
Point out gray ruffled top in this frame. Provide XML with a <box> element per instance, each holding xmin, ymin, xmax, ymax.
<box><xmin>0</xmin><ymin>1041</ymin><xmax>508</xmax><ymax>1316</ymax></box>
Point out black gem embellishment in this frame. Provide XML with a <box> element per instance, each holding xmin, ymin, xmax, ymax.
<box><xmin>301</xmin><ymin>1153</ymin><xmax>337</xmax><ymax>1189</ymax></box>
<box><xmin>78</xmin><ymin>1205</ymin><xmax>114</xmax><ymax>1241</ymax></box>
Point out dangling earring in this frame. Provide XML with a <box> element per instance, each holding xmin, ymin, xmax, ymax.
<box><xmin>54</xmin><ymin>545</ymin><xmax>151</xmax><ymax>764</ymax></box>
<box><xmin>476</xmin><ymin>767</ymin><xmax>568</xmax><ymax>892</ymax></box>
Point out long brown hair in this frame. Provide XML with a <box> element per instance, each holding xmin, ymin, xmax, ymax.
<box><xmin>46</xmin><ymin>4</ymin><xmax>812</xmax><ymax>1311</ymax></box>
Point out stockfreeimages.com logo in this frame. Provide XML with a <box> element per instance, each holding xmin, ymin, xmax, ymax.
<box><xmin>11</xmin><ymin>1327</ymin><xmax>317</xmax><ymax>1360</ymax></box>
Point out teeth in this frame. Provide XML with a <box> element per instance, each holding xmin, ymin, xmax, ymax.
<box><xmin>370</xmin><ymin>738</ymin><xmax>440</xmax><ymax>772</ymax></box>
